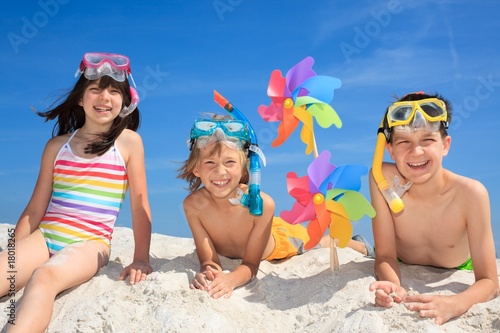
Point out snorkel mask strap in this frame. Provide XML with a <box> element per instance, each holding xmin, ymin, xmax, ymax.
<box><xmin>119</xmin><ymin>87</ymin><xmax>139</xmax><ymax>118</ymax></box>
<box><xmin>213</xmin><ymin>90</ymin><xmax>266</xmax><ymax>216</ymax></box>
<box><xmin>378</xmin><ymin>126</ymin><xmax>391</xmax><ymax>142</ymax></box>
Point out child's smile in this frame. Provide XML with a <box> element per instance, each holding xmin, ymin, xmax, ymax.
<box><xmin>194</xmin><ymin>142</ymin><xmax>245</xmax><ymax>201</ymax></box>
<box><xmin>212</xmin><ymin>179</ymin><xmax>230</xmax><ymax>187</ymax></box>
<box><xmin>407</xmin><ymin>160</ymin><xmax>429</xmax><ymax>169</ymax></box>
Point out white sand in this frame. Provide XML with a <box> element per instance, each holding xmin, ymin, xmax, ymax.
<box><xmin>1</xmin><ymin>223</ymin><xmax>499</xmax><ymax>333</ymax></box>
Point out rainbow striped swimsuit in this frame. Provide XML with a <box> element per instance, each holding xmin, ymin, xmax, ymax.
<box><xmin>39</xmin><ymin>131</ymin><xmax>128</xmax><ymax>255</ymax></box>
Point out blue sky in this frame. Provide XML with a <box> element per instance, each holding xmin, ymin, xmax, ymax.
<box><xmin>1</xmin><ymin>0</ymin><xmax>499</xmax><ymax>255</ymax></box>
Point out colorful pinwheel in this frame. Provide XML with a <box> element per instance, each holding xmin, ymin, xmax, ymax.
<box><xmin>258</xmin><ymin>56</ymin><xmax>374</xmax><ymax>270</ymax></box>
<box><xmin>280</xmin><ymin>150</ymin><xmax>376</xmax><ymax>251</ymax></box>
<box><xmin>258</xmin><ymin>56</ymin><xmax>342</xmax><ymax>155</ymax></box>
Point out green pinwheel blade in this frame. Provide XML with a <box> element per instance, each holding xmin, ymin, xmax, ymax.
<box><xmin>325</xmin><ymin>189</ymin><xmax>376</xmax><ymax>221</ymax></box>
<box><xmin>295</xmin><ymin>96</ymin><xmax>342</xmax><ymax>128</ymax></box>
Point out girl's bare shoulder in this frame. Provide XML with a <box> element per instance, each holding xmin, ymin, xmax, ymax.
<box><xmin>115</xmin><ymin>129</ymin><xmax>144</xmax><ymax>160</ymax></box>
<box><xmin>45</xmin><ymin>133</ymin><xmax>71</xmax><ymax>152</ymax></box>
<box><xmin>117</xmin><ymin>128</ymin><xmax>142</xmax><ymax>145</ymax></box>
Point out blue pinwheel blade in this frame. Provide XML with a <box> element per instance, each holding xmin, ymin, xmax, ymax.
<box><xmin>326</xmin><ymin>164</ymin><xmax>368</xmax><ymax>192</ymax></box>
<box><xmin>292</xmin><ymin>76</ymin><xmax>342</xmax><ymax>102</ymax></box>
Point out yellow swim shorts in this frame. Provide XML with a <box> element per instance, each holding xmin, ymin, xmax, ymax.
<box><xmin>265</xmin><ymin>216</ymin><xmax>312</xmax><ymax>261</ymax></box>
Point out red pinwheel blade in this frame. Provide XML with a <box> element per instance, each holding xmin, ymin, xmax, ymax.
<box><xmin>285</xmin><ymin>172</ymin><xmax>313</xmax><ymax>206</ymax></box>
<box><xmin>258</xmin><ymin>70</ymin><xmax>287</xmax><ymax>124</ymax></box>
<box><xmin>280</xmin><ymin>201</ymin><xmax>315</xmax><ymax>224</ymax></box>
<box><xmin>267</xmin><ymin>69</ymin><xmax>287</xmax><ymax>99</ymax></box>
<box><xmin>258</xmin><ymin>102</ymin><xmax>283</xmax><ymax>122</ymax></box>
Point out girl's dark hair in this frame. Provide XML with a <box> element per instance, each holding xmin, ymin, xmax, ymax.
<box><xmin>36</xmin><ymin>75</ymin><xmax>140</xmax><ymax>155</ymax></box>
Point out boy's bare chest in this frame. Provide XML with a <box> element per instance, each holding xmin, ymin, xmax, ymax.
<box><xmin>202</xmin><ymin>208</ymin><xmax>254</xmax><ymax>257</ymax></box>
<box><xmin>394</xmin><ymin>197</ymin><xmax>466</xmax><ymax>249</ymax></box>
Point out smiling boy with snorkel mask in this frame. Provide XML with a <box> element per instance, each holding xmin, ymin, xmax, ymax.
<box><xmin>368</xmin><ymin>92</ymin><xmax>498</xmax><ymax>325</ymax></box>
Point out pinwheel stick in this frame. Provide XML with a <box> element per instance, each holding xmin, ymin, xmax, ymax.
<box><xmin>330</xmin><ymin>237</ymin><xmax>339</xmax><ymax>271</ymax></box>
<box><xmin>312</xmin><ymin>134</ymin><xmax>319</xmax><ymax>162</ymax></box>
<box><xmin>311</xmin><ymin>146</ymin><xmax>339</xmax><ymax>271</ymax></box>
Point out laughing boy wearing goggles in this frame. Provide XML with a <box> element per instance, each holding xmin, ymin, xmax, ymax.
<box><xmin>368</xmin><ymin>92</ymin><xmax>498</xmax><ymax>325</ymax></box>
<box><xmin>178</xmin><ymin>114</ymin><xmax>276</xmax><ymax>299</ymax></box>
<box><xmin>178</xmin><ymin>114</ymin><xmax>345</xmax><ymax>299</ymax></box>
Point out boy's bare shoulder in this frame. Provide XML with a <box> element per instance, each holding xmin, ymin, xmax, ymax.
<box><xmin>259</xmin><ymin>190</ymin><xmax>275</xmax><ymax>206</ymax></box>
<box><xmin>447</xmin><ymin>171</ymin><xmax>488</xmax><ymax>196</ymax></box>
<box><xmin>183</xmin><ymin>188</ymin><xmax>206</xmax><ymax>210</ymax></box>
<box><xmin>184</xmin><ymin>189</ymin><xmax>199</xmax><ymax>201</ymax></box>
<box><xmin>380</xmin><ymin>162</ymin><xmax>400</xmax><ymax>176</ymax></box>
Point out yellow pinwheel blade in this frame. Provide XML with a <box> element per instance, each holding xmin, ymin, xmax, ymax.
<box><xmin>325</xmin><ymin>200</ymin><xmax>352</xmax><ymax>248</ymax></box>
<box><xmin>294</xmin><ymin>106</ymin><xmax>315</xmax><ymax>155</ymax></box>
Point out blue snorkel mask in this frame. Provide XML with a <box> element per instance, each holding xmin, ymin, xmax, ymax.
<box><xmin>189</xmin><ymin>119</ymin><xmax>250</xmax><ymax>151</ymax></box>
<box><xmin>213</xmin><ymin>90</ymin><xmax>267</xmax><ymax>216</ymax></box>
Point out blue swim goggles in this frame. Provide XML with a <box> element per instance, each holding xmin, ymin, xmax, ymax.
<box><xmin>189</xmin><ymin>119</ymin><xmax>250</xmax><ymax>150</ymax></box>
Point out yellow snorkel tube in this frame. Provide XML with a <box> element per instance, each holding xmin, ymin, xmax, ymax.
<box><xmin>372</xmin><ymin>118</ymin><xmax>404</xmax><ymax>214</ymax></box>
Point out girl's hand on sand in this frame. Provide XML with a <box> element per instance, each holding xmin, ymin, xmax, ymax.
<box><xmin>369</xmin><ymin>281</ymin><xmax>406</xmax><ymax>307</ymax></box>
<box><xmin>119</xmin><ymin>261</ymin><xmax>153</xmax><ymax>285</ymax></box>
<box><xmin>206</xmin><ymin>266</ymin><xmax>235</xmax><ymax>299</ymax></box>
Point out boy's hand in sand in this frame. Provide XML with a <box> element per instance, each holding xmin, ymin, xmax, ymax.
<box><xmin>205</xmin><ymin>266</ymin><xmax>236</xmax><ymax>299</ymax></box>
<box><xmin>404</xmin><ymin>294</ymin><xmax>458</xmax><ymax>325</ymax></box>
<box><xmin>119</xmin><ymin>261</ymin><xmax>153</xmax><ymax>285</ymax></box>
<box><xmin>369</xmin><ymin>281</ymin><xmax>406</xmax><ymax>307</ymax></box>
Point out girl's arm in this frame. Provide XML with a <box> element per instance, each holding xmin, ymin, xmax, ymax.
<box><xmin>117</xmin><ymin>130</ymin><xmax>152</xmax><ymax>284</ymax></box>
<box><xmin>15</xmin><ymin>137</ymin><xmax>62</xmax><ymax>240</ymax></box>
